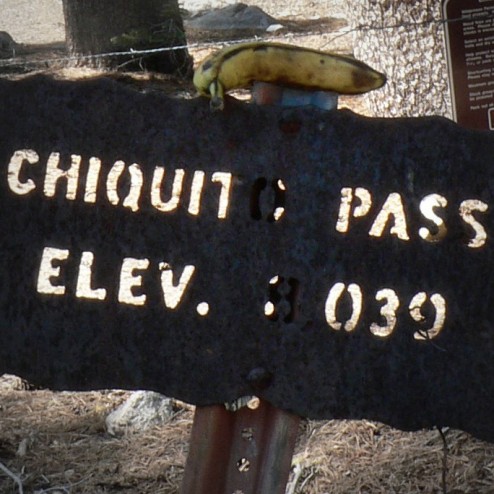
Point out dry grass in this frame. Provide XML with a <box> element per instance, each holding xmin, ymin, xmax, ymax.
<box><xmin>0</xmin><ymin>388</ymin><xmax>191</xmax><ymax>493</ymax></box>
<box><xmin>1</xmin><ymin>385</ymin><xmax>494</xmax><ymax>493</ymax></box>
<box><xmin>292</xmin><ymin>420</ymin><xmax>494</xmax><ymax>493</ymax></box>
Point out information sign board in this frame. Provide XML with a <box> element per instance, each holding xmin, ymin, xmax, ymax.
<box><xmin>2</xmin><ymin>76</ymin><xmax>494</xmax><ymax>441</ymax></box>
<box><xmin>443</xmin><ymin>0</ymin><xmax>494</xmax><ymax>129</ymax></box>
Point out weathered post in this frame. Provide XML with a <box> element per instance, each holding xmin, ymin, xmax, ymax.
<box><xmin>180</xmin><ymin>401</ymin><xmax>300</xmax><ymax>494</ymax></box>
<box><xmin>180</xmin><ymin>82</ymin><xmax>339</xmax><ymax>494</ymax></box>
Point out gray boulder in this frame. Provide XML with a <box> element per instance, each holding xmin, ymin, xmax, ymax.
<box><xmin>0</xmin><ymin>32</ymin><xmax>18</xmax><ymax>58</ymax></box>
<box><xmin>186</xmin><ymin>3</ymin><xmax>279</xmax><ymax>32</ymax></box>
<box><xmin>0</xmin><ymin>374</ymin><xmax>30</xmax><ymax>390</ymax></box>
<box><xmin>105</xmin><ymin>391</ymin><xmax>174</xmax><ymax>436</ymax></box>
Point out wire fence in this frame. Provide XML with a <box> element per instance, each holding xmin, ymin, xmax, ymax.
<box><xmin>0</xmin><ymin>10</ymin><xmax>491</xmax><ymax>70</ymax></box>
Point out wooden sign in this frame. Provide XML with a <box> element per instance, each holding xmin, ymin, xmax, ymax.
<box><xmin>443</xmin><ymin>0</ymin><xmax>494</xmax><ymax>129</ymax></box>
<box><xmin>2</xmin><ymin>76</ymin><xmax>494</xmax><ymax>441</ymax></box>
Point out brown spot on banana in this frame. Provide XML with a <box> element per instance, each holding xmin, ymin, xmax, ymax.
<box><xmin>351</xmin><ymin>69</ymin><xmax>384</xmax><ymax>93</ymax></box>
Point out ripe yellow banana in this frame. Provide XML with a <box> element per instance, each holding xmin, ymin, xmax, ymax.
<box><xmin>193</xmin><ymin>42</ymin><xmax>386</xmax><ymax>110</ymax></box>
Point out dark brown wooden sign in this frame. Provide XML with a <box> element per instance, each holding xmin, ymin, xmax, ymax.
<box><xmin>2</xmin><ymin>76</ymin><xmax>494</xmax><ymax>441</ymax></box>
<box><xmin>443</xmin><ymin>0</ymin><xmax>494</xmax><ymax>129</ymax></box>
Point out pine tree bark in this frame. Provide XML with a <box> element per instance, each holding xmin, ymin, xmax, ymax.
<box><xmin>62</xmin><ymin>0</ymin><xmax>192</xmax><ymax>76</ymax></box>
<box><xmin>343</xmin><ymin>0</ymin><xmax>452</xmax><ymax>119</ymax></box>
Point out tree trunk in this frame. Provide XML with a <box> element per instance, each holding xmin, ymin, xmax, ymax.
<box><xmin>343</xmin><ymin>0</ymin><xmax>452</xmax><ymax>119</ymax></box>
<box><xmin>62</xmin><ymin>0</ymin><xmax>192</xmax><ymax>76</ymax></box>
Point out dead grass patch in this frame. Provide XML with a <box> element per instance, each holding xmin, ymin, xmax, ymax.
<box><xmin>1</xmin><ymin>388</ymin><xmax>494</xmax><ymax>493</ymax></box>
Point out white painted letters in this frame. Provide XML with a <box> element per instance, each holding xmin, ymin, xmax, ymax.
<box><xmin>159</xmin><ymin>262</ymin><xmax>195</xmax><ymax>309</ymax></box>
<box><xmin>118</xmin><ymin>257</ymin><xmax>149</xmax><ymax>306</ymax></box>
<box><xmin>37</xmin><ymin>247</ymin><xmax>69</xmax><ymax>295</ymax></box>
<box><xmin>419</xmin><ymin>194</ymin><xmax>448</xmax><ymax>242</ymax></box>
<box><xmin>324</xmin><ymin>282</ymin><xmax>362</xmax><ymax>332</ymax></box>
<box><xmin>151</xmin><ymin>167</ymin><xmax>185</xmax><ymax>212</ymax></box>
<box><xmin>8</xmin><ymin>149</ymin><xmax>488</xmax><ymax>344</ymax></box>
<box><xmin>122</xmin><ymin>164</ymin><xmax>144</xmax><ymax>212</ymax></box>
<box><xmin>410</xmin><ymin>292</ymin><xmax>446</xmax><ymax>341</ymax></box>
<box><xmin>188</xmin><ymin>170</ymin><xmax>205</xmax><ymax>216</ymax></box>
<box><xmin>336</xmin><ymin>187</ymin><xmax>372</xmax><ymax>233</ymax></box>
<box><xmin>370</xmin><ymin>288</ymin><xmax>400</xmax><ymax>338</ymax></box>
<box><xmin>460</xmin><ymin>199</ymin><xmax>488</xmax><ymax>248</ymax></box>
<box><xmin>44</xmin><ymin>153</ymin><xmax>81</xmax><ymax>200</ymax></box>
<box><xmin>76</xmin><ymin>251</ymin><xmax>107</xmax><ymax>301</ymax></box>
<box><xmin>106</xmin><ymin>160</ymin><xmax>126</xmax><ymax>207</ymax></box>
<box><xmin>212</xmin><ymin>172</ymin><xmax>233</xmax><ymax>219</ymax></box>
<box><xmin>83</xmin><ymin>157</ymin><xmax>101</xmax><ymax>204</ymax></box>
<box><xmin>369</xmin><ymin>193</ymin><xmax>410</xmax><ymax>241</ymax></box>
<box><xmin>8</xmin><ymin>149</ymin><xmax>39</xmax><ymax>195</ymax></box>
<box><xmin>36</xmin><ymin>247</ymin><xmax>197</xmax><ymax>311</ymax></box>
<box><xmin>325</xmin><ymin>282</ymin><xmax>446</xmax><ymax>341</ymax></box>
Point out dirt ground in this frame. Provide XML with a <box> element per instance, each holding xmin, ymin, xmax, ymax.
<box><xmin>2</xmin><ymin>380</ymin><xmax>494</xmax><ymax>494</ymax></box>
<box><xmin>1</xmin><ymin>1</ymin><xmax>494</xmax><ymax>493</ymax></box>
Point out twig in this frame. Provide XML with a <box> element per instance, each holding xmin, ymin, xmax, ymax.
<box><xmin>34</xmin><ymin>487</ymin><xmax>69</xmax><ymax>494</ymax></box>
<box><xmin>34</xmin><ymin>474</ymin><xmax>92</xmax><ymax>493</ymax></box>
<box><xmin>299</xmin><ymin>469</ymin><xmax>315</xmax><ymax>492</ymax></box>
<box><xmin>0</xmin><ymin>460</ymin><xmax>24</xmax><ymax>494</ymax></box>
<box><xmin>286</xmin><ymin>463</ymin><xmax>304</xmax><ymax>494</ymax></box>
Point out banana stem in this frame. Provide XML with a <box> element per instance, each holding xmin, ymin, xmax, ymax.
<box><xmin>209</xmin><ymin>80</ymin><xmax>225</xmax><ymax>111</ymax></box>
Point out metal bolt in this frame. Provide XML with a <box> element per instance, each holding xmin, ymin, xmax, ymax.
<box><xmin>246</xmin><ymin>367</ymin><xmax>273</xmax><ymax>390</ymax></box>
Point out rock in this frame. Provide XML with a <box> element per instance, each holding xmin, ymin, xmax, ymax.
<box><xmin>0</xmin><ymin>31</ymin><xmax>18</xmax><ymax>58</ymax></box>
<box><xmin>186</xmin><ymin>3</ymin><xmax>279</xmax><ymax>32</ymax></box>
<box><xmin>265</xmin><ymin>24</ymin><xmax>284</xmax><ymax>33</ymax></box>
<box><xmin>105</xmin><ymin>391</ymin><xmax>174</xmax><ymax>436</ymax></box>
<box><xmin>0</xmin><ymin>374</ymin><xmax>30</xmax><ymax>391</ymax></box>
